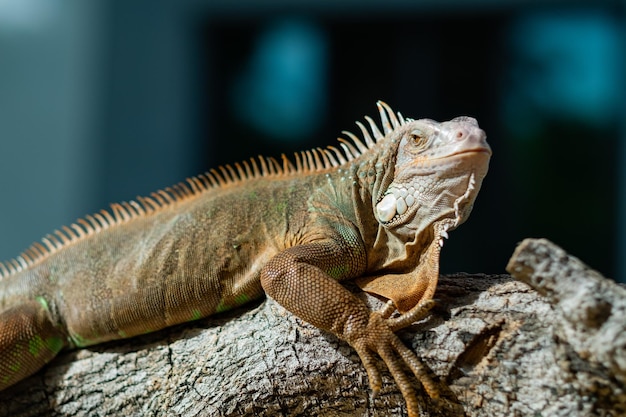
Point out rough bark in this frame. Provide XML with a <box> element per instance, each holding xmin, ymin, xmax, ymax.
<box><xmin>0</xmin><ymin>238</ymin><xmax>624</xmax><ymax>416</ymax></box>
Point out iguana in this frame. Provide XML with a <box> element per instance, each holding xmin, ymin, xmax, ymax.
<box><xmin>0</xmin><ymin>102</ymin><xmax>490</xmax><ymax>416</ymax></box>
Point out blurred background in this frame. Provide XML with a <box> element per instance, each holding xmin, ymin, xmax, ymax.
<box><xmin>0</xmin><ymin>0</ymin><xmax>624</xmax><ymax>281</ymax></box>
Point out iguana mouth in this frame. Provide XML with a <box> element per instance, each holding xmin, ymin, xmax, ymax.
<box><xmin>432</xmin><ymin>147</ymin><xmax>492</xmax><ymax>161</ymax></box>
<box><xmin>459</xmin><ymin>148</ymin><xmax>492</xmax><ymax>155</ymax></box>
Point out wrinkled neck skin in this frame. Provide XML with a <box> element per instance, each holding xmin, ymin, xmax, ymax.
<box><xmin>347</xmin><ymin>133</ymin><xmax>400</xmax><ymax>263</ymax></box>
<box><xmin>366</xmin><ymin>174</ymin><xmax>478</xmax><ymax>274</ymax></box>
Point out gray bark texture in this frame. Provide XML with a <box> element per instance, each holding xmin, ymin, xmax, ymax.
<box><xmin>0</xmin><ymin>238</ymin><xmax>624</xmax><ymax>416</ymax></box>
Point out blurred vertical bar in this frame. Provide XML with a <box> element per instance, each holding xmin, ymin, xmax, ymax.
<box><xmin>617</xmin><ymin>10</ymin><xmax>626</xmax><ymax>283</ymax></box>
<box><xmin>620</xmin><ymin>63</ymin><xmax>626</xmax><ymax>284</ymax></box>
<box><xmin>102</xmin><ymin>1</ymin><xmax>200</xmax><ymax>206</ymax></box>
<box><xmin>0</xmin><ymin>0</ymin><xmax>104</xmax><ymax>260</ymax></box>
<box><xmin>612</xmin><ymin>8</ymin><xmax>625</xmax><ymax>283</ymax></box>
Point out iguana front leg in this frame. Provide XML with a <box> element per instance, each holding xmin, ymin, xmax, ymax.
<box><xmin>260</xmin><ymin>241</ymin><xmax>439</xmax><ymax>417</ymax></box>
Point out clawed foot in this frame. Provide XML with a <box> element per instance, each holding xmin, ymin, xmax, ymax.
<box><xmin>347</xmin><ymin>300</ymin><xmax>439</xmax><ymax>417</ymax></box>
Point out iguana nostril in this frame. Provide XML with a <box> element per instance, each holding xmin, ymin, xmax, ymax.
<box><xmin>456</xmin><ymin>130</ymin><xmax>465</xmax><ymax>140</ymax></box>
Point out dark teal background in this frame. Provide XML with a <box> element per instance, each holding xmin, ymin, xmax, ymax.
<box><xmin>0</xmin><ymin>1</ymin><xmax>624</xmax><ymax>281</ymax></box>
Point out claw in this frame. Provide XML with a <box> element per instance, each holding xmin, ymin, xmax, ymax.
<box><xmin>378</xmin><ymin>300</ymin><xmax>396</xmax><ymax>319</ymax></box>
<box><xmin>392</xmin><ymin>337</ymin><xmax>440</xmax><ymax>400</ymax></box>
<box><xmin>348</xmin><ymin>307</ymin><xmax>442</xmax><ymax>417</ymax></box>
<box><xmin>378</xmin><ymin>342</ymin><xmax>421</xmax><ymax>415</ymax></box>
<box><xmin>353</xmin><ymin>340</ymin><xmax>383</xmax><ymax>397</ymax></box>
<box><xmin>388</xmin><ymin>299</ymin><xmax>436</xmax><ymax>332</ymax></box>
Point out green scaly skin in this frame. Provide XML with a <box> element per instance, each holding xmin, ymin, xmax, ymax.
<box><xmin>0</xmin><ymin>102</ymin><xmax>490</xmax><ymax>417</ymax></box>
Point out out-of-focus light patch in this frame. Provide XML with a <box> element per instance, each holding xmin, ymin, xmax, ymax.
<box><xmin>231</xmin><ymin>18</ymin><xmax>328</xmax><ymax>142</ymax></box>
<box><xmin>0</xmin><ymin>0</ymin><xmax>55</xmax><ymax>32</ymax></box>
<box><xmin>503</xmin><ymin>9</ymin><xmax>623</xmax><ymax>138</ymax></box>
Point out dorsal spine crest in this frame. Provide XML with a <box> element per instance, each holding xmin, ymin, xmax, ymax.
<box><xmin>0</xmin><ymin>101</ymin><xmax>406</xmax><ymax>279</ymax></box>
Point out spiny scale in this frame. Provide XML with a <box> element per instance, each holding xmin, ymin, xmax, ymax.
<box><xmin>0</xmin><ymin>101</ymin><xmax>406</xmax><ymax>279</ymax></box>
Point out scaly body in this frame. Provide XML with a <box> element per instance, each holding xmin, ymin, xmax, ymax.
<box><xmin>0</xmin><ymin>102</ymin><xmax>490</xmax><ymax>416</ymax></box>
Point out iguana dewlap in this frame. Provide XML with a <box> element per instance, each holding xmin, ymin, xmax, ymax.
<box><xmin>0</xmin><ymin>102</ymin><xmax>490</xmax><ymax>417</ymax></box>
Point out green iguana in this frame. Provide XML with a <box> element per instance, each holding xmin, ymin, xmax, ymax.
<box><xmin>0</xmin><ymin>102</ymin><xmax>490</xmax><ymax>416</ymax></box>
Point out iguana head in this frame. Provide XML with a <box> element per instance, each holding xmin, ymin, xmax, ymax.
<box><xmin>352</xmin><ymin>103</ymin><xmax>491</xmax><ymax>312</ymax></box>
<box><xmin>375</xmin><ymin>115</ymin><xmax>491</xmax><ymax>239</ymax></box>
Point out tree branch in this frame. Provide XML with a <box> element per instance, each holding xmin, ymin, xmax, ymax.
<box><xmin>1</xmin><ymin>239</ymin><xmax>624</xmax><ymax>416</ymax></box>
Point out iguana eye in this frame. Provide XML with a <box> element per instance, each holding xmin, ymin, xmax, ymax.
<box><xmin>409</xmin><ymin>131</ymin><xmax>426</xmax><ymax>146</ymax></box>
